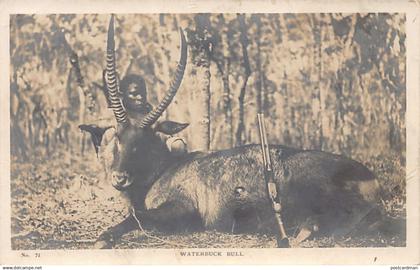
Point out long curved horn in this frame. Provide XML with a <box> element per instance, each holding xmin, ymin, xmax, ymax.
<box><xmin>138</xmin><ymin>28</ymin><xmax>187</xmax><ymax>128</ymax></box>
<box><xmin>106</xmin><ymin>15</ymin><xmax>128</xmax><ymax>124</ymax></box>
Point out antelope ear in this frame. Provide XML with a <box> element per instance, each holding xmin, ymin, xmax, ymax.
<box><xmin>154</xmin><ymin>121</ymin><xmax>189</xmax><ymax>135</ymax></box>
<box><xmin>79</xmin><ymin>124</ymin><xmax>113</xmax><ymax>156</ymax></box>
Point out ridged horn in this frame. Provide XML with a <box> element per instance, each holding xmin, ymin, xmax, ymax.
<box><xmin>105</xmin><ymin>15</ymin><xmax>128</xmax><ymax>124</ymax></box>
<box><xmin>138</xmin><ymin>28</ymin><xmax>187</xmax><ymax>128</ymax></box>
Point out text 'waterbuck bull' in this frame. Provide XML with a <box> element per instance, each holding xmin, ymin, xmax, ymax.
<box><xmin>81</xmin><ymin>16</ymin><xmax>394</xmax><ymax>249</ymax></box>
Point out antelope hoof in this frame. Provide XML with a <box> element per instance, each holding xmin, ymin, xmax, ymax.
<box><xmin>93</xmin><ymin>239</ymin><xmax>113</xmax><ymax>249</ymax></box>
<box><xmin>290</xmin><ymin>227</ymin><xmax>313</xmax><ymax>247</ymax></box>
<box><xmin>94</xmin><ymin>232</ymin><xmax>115</xmax><ymax>249</ymax></box>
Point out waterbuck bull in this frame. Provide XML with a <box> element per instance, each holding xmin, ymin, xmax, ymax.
<box><xmin>81</xmin><ymin>16</ymin><xmax>396</xmax><ymax>249</ymax></box>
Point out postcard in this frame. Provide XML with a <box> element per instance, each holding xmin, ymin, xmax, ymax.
<box><xmin>0</xmin><ymin>0</ymin><xmax>419</xmax><ymax>265</ymax></box>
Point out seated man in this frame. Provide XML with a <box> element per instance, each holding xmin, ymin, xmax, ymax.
<box><xmin>119</xmin><ymin>73</ymin><xmax>188</xmax><ymax>156</ymax></box>
<box><xmin>119</xmin><ymin>74</ymin><xmax>152</xmax><ymax>124</ymax></box>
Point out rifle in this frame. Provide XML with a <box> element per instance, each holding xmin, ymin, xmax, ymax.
<box><xmin>257</xmin><ymin>113</ymin><xmax>290</xmax><ymax>248</ymax></box>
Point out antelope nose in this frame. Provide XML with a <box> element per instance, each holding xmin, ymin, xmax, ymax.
<box><xmin>111</xmin><ymin>171</ymin><xmax>131</xmax><ymax>190</ymax></box>
<box><xmin>115</xmin><ymin>174</ymin><xmax>126</xmax><ymax>184</ymax></box>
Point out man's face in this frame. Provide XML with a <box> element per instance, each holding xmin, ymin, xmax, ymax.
<box><xmin>124</xmin><ymin>82</ymin><xmax>150</xmax><ymax>113</ymax></box>
<box><xmin>127</xmin><ymin>83</ymin><xmax>145</xmax><ymax>106</ymax></box>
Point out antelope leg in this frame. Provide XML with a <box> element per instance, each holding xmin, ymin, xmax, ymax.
<box><xmin>137</xmin><ymin>201</ymin><xmax>202</xmax><ymax>232</ymax></box>
<box><xmin>94</xmin><ymin>214</ymin><xmax>138</xmax><ymax>249</ymax></box>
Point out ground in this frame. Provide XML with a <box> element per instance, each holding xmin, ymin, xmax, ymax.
<box><xmin>10</xmin><ymin>148</ymin><xmax>406</xmax><ymax>249</ymax></box>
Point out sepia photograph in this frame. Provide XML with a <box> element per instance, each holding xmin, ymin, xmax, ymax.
<box><xmin>1</xmin><ymin>0</ymin><xmax>419</xmax><ymax>265</ymax></box>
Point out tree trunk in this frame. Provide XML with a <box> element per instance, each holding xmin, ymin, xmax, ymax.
<box><xmin>78</xmin><ymin>84</ymin><xmax>86</xmax><ymax>154</ymax></box>
<box><xmin>311</xmin><ymin>14</ymin><xmax>323</xmax><ymax>150</ymax></box>
<box><xmin>236</xmin><ymin>14</ymin><xmax>251</xmax><ymax>146</ymax></box>
<box><xmin>189</xmin><ymin>14</ymin><xmax>212</xmax><ymax>152</ymax></box>
<box><xmin>254</xmin><ymin>15</ymin><xmax>263</xmax><ymax>114</ymax></box>
<box><xmin>221</xmin><ymin>59</ymin><xmax>233</xmax><ymax>147</ymax></box>
<box><xmin>211</xmin><ymin>14</ymin><xmax>233</xmax><ymax>148</ymax></box>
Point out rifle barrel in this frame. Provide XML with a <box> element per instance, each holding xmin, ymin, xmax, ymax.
<box><xmin>258</xmin><ymin>114</ymin><xmax>267</xmax><ymax>167</ymax></box>
<box><xmin>258</xmin><ymin>113</ymin><xmax>272</xmax><ymax>170</ymax></box>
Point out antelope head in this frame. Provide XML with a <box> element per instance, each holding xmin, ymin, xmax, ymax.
<box><xmin>80</xmin><ymin>15</ymin><xmax>188</xmax><ymax>191</ymax></box>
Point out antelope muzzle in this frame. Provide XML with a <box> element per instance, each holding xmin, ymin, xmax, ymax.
<box><xmin>111</xmin><ymin>171</ymin><xmax>133</xmax><ymax>190</ymax></box>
